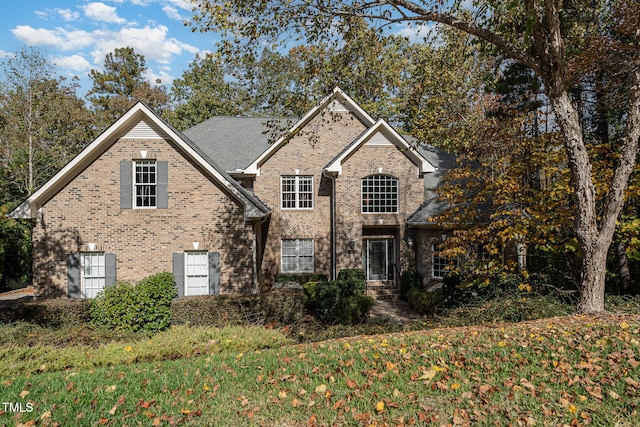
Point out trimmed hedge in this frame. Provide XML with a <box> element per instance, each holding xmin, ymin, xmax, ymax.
<box><xmin>275</xmin><ymin>273</ymin><xmax>328</xmax><ymax>284</ymax></box>
<box><xmin>170</xmin><ymin>289</ymin><xmax>304</xmax><ymax>328</ymax></box>
<box><xmin>0</xmin><ymin>299</ymin><xmax>91</xmax><ymax>327</ymax></box>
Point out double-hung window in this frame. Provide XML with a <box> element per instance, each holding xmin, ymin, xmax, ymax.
<box><xmin>81</xmin><ymin>252</ymin><xmax>106</xmax><ymax>299</ymax></box>
<box><xmin>185</xmin><ymin>251</ymin><xmax>209</xmax><ymax>296</ymax></box>
<box><xmin>432</xmin><ymin>244</ymin><xmax>458</xmax><ymax>279</ymax></box>
<box><xmin>361</xmin><ymin>175</ymin><xmax>398</xmax><ymax>213</ymax></box>
<box><xmin>120</xmin><ymin>160</ymin><xmax>167</xmax><ymax>209</ymax></box>
<box><xmin>134</xmin><ymin>160</ymin><xmax>157</xmax><ymax>208</ymax></box>
<box><xmin>281</xmin><ymin>176</ymin><xmax>313</xmax><ymax>209</ymax></box>
<box><xmin>281</xmin><ymin>239</ymin><xmax>314</xmax><ymax>273</ymax></box>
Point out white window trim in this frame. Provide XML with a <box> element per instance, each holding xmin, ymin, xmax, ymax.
<box><xmin>81</xmin><ymin>252</ymin><xmax>106</xmax><ymax>299</ymax></box>
<box><xmin>281</xmin><ymin>239</ymin><xmax>314</xmax><ymax>273</ymax></box>
<box><xmin>431</xmin><ymin>244</ymin><xmax>457</xmax><ymax>279</ymax></box>
<box><xmin>184</xmin><ymin>251</ymin><xmax>209</xmax><ymax>296</ymax></box>
<box><xmin>133</xmin><ymin>160</ymin><xmax>157</xmax><ymax>209</ymax></box>
<box><xmin>361</xmin><ymin>174</ymin><xmax>399</xmax><ymax>214</ymax></box>
<box><xmin>280</xmin><ymin>175</ymin><xmax>314</xmax><ymax>210</ymax></box>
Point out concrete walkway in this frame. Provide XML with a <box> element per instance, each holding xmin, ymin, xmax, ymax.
<box><xmin>369</xmin><ymin>299</ymin><xmax>420</xmax><ymax>324</ymax></box>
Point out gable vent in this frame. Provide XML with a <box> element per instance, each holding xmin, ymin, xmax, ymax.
<box><xmin>364</xmin><ymin>132</ymin><xmax>393</xmax><ymax>146</ymax></box>
<box><xmin>124</xmin><ymin>117</ymin><xmax>167</xmax><ymax>139</ymax></box>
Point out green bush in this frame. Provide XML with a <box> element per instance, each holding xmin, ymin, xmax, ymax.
<box><xmin>400</xmin><ymin>269</ymin><xmax>423</xmax><ymax>300</ymax></box>
<box><xmin>313</xmin><ymin>279</ymin><xmax>374</xmax><ymax>324</ymax></box>
<box><xmin>275</xmin><ymin>273</ymin><xmax>328</xmax><ymax>284</ymax></box>
<box><xmin>90</xmin><ymin>272</ymin><xmax>177</xmax><ymax>332</ymax></box>
<box><xmin>170</xmin><ymin>290</ymin><xmax>304</xmax><ymax>328</ymax></box>
<box><xmin>302</xmin><ymin>281</ymin><xmax>320</xmax><ymax>310</ymax></box>
<box><xmin>405</xmin><ymin>287</ymin><xmax>445</xmax><ymax>315</ymax></box>
<box><xmin>0</xmin><ymin>299</ymin><xmax>91</xmax><ymax>328</ymax></box>
<box><xmin>337</xmin><ymin>269</ymin><xmax>366</xmax><ymax>294</ymax></box>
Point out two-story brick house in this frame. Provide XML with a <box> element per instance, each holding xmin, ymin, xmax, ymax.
<box><xmin>10</xmin><ymin>88</ymin><xmax>455</xmax><ymax>299</ymax></box>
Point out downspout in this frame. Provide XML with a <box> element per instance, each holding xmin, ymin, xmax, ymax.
<box><xmin>252</xmin><ymin>216</ymin><xmax>270</xmax><ymax>294</ymax></box>
<box><xmin>323</xmin><ymin>170</ymin><xmax>337</xmax><ymax>280</ymax></box>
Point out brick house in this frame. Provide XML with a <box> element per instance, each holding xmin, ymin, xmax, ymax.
<box><xmin>10</xmin><ymin>88</ymin><xmax>455</xmax><ymax>299</ymax></box>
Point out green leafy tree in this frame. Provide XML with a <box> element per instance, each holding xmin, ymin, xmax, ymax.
<box><xmin>191</xmin><ymin>0</ymin><xmax>640</xmax><ymax>313</ymax></box>
<box><xmin>167</xmin><ymin>53</ymin><xmax>244</xmax><ymax>130</ymax></box>
<box><xmin>88</xmin><ymin>47</ymin><xmax>169</xmax><ymax>129</ymax></box>
<box><xmin>0</xmin><ymin>47</ymin><xmax>94</xmax><ymax>202</ymax></box>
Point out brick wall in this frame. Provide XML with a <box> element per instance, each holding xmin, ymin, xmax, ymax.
<box><xmin>32</xmin><ymin>136</ymin><xmax>256</xmax><ymax>297</ymax></box>
<box><xmin>253</xmin><ymin>111</ymin><xmax>367</xmax><ymax>290</ymax></box>
<box><xmin>336</xmin><ymin>143</ymin><xmax>424</xmax><ymax>277</ymax></box>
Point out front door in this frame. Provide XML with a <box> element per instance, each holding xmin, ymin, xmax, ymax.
<box><xmin>363</xmin><ymin>239</ymin><xmax>395</xmax><ymax>281</ymax></box>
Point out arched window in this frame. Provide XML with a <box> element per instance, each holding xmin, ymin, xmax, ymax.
<box><xmin>361</xmin><ymin>174</ymin><xmax>398</xmax><ymax>213</ymax></box>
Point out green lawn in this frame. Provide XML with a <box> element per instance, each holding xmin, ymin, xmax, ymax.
<box><xmin>1</xmin><ymin>312</ymin><xmax>638</xmax><ymax>426</ymax></box>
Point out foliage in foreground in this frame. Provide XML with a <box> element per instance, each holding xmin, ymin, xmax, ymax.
<box><xmin>0</xmin><ymin>324</ymin><xmax>289</xmax><ymax>377</ymax></box>
<box><xmin>90</xmin><ymin>272</ymin><xmax>177</xmax><ymax>332</ymax></box>
<box><xmin>0</xmin><ymin>313</ymin><xmax>638</xmax><ymax>426</ymax></box>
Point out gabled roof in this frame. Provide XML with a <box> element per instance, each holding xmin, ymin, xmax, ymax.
<box><xmin>9</xmin><ymin>102</ymin><xmax>270</xmax><ymax>221</ymax></box>
<box><xmin>324</xmin><ymin>119</ymin><xmax>437</xmax><ymax>176</ymax></box>
<box><xmin>243</xmin><ymin>87</ymin><xmax>376</xmax><ymax>176</ymax></box>
<box><xmin>183</xmin><ymin>116</ymin><xmax>289</xmax><ymax>173</ymax></box>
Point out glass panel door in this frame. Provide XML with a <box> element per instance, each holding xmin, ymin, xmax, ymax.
<box><xmin>364</xmin><ymin>239</ymin><xmax>395</xmax><ymax>281</ymax></box>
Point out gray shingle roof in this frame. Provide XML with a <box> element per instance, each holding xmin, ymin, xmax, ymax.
<box><xmin>408</xmin><ymin>143</ymin><xmax>458</xmax><ymax>226</ymax></box>
<box><xmin>183</xmin><ymin>117</ymin><xmax>292</xmax><ymax>172</ymax></box>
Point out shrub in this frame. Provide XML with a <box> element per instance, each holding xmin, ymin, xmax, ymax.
<box><xmin>313</xmin><ymin>279</ymin><xmax>374</xmax><ymax>324</ymax></box>
<box><xmin>302</xmin><ymin>281</ymin><xmax>320</xmax><ymax>310</ymax></box>
<box><xmin>170</xmin><ymin>290</ymin><xmax>304</xmax><ymax>328</ymax></box>
<box><xmin>90</xmin><ymin>272</ymin><xmax>177</xmax><ymax>332</ymax></box>
<box><xmin>400</xmin><ymin>269</ymin><xmax>423</xmax><ymax>300</ymax></box>
<box><xmin>405</xmin><ymin>287</ymin><xmax>445</xmax><ymax>315</ymax></box>
<box><xmin>132</xmin><ymin>272</ymin><xmax>177</xmax><ymax>332</ymax></box>
<box><xmin>275</xmin><ymin>273</ymin><xmax>328</xmax><ymax>284</ymax></box>
<box><xmin>337</xmin><ymin>269</ymin><xmax>366</xmax><ymax>294</ymax></box>
<box><xmin>0</xmin><ymin>299</ymin><xmax>91</xmax><ymax>328</ymax></box>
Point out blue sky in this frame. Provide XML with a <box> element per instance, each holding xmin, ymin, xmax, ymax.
<box><xmin>0</xmin><ymin>0</ymin><xmax>218</xmax><ymax>95</ymax></box>
<box><xmin>0</xmin><ymin>0</ymin><xmax>439</xmax><ymax>98</ymax></box>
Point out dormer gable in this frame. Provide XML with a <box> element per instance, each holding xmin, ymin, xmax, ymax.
<box><xmin>243</xmin><ymin>87</ymin><xmax>376</xmax><ymax>176</ymax></box>
<box><xmin>324</xmin><ymin>119</ymin><xmax>437</xmax><ymax>176</ymax></box>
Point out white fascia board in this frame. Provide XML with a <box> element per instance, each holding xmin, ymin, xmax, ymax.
<box><xmin>243</xmin><ymin>87</ymin><xmax>376</xmax><ymax>176</ymax></box>
<box><xmin>9</xmin><ymin>102</ymin><xmax>152</xmax><ymax>219</ymax></box>
<box><xmin>9</xmin><ymin>102</ymin><xmax>265</xmax><ymax>220</ymax></box>
<box><xmin>325</xmin><ymin>119</ymin><xmax>437</xmax><ymax>176</ymax></box>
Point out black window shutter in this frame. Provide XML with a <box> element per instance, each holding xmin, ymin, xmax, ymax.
<box><xmin>172</xmin><ymin>253</ymin><xmax>184</xmax><ymax>297</ymax></box>
<box><xmin>120</xmin><ymin>160</ymin><xmax>132</xmax><ymax>209</ymax></box>
<box><xmin>67</xmin><ymin>254</ymin><xmax>81</xmax><ymax>298</ymax></box>
<box><xmin>157</xmin><ymin>161</ymin><xmax>168</xmax><ymax>209</ymax></box>
<box><xmin>209</xmin><ymin>252</ymin><xmax>220</xmax><ymax>295</ymax></box>
<box><xmin>105</xmin><ymin>254</ymin><xmax>117</xmax><ymax>287</ymax></box>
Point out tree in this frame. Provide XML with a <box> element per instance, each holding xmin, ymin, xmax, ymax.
<box><xmin>0</xmin><ymin>47</ymin><xmax>94</xmax><ymax>202</ymax></box>
<box><xmin>190</xmin><ymin>0</ymin><xmax>640</xmax><ymax>313</ymax></box>
<box><xmin>88</xmin><ymin>47</ymin><xmax>169</xmax><ymax>129</ymax></box>
<box><xmin>167</xmin><ymin>53</ymin><xmax>245</xmax><ymax>130</ymax></box>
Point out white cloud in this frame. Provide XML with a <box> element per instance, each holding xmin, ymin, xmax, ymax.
<box><xmin>395</xmin><ymin>23</ymin><xmax>436</xmax><ymax>43</ymax></box>
<box><xmin>0</xmin><ymin>50</ymin><xmax>14</xmax><ymax>59</ymax></box>
<box><xmin>52</xmin><ymin>54</ymin><xmax>92</xmax><ymax>72</ymax></box>
<box><xmin>145</xmin><ymin>69</ymin><xmax>174</xmax><ymax>86</ymax></box>
<box><xmin>90</xmin><ymin>25</ymin><xmax>199</xmax><ymax>65</ymax></box>
<box><xmin>35</xmin><ymin>10</ymin><xmax>50</xmax><ymax>20</ymax></box>
<box><xmin>12</xmin><ymin>26</ymin><xmax>95</xmax><ymax>50</ymax></box>
<box><xmin>83</xmin><ymin>2</ymin><xmax>126</xmax><ymax>24</ymax></box>
<box><xmin>164</xmin><ymin>0</ymin><xmax>194</xmax><ymax>11</ymax></box>
<box><xmin>162</xmin><ymin>5</ymin><xmax>182</xmax><ymax>21</ymax></box>
<box><xmin>56</xmin><ymin>8</ymin><xmax>81</xmax><ymax>22</ymax></box>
